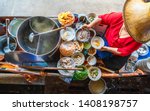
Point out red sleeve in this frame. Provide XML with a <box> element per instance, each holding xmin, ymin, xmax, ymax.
<box><xmin>98</xmin><ymin>12</ymin><xmax>122</xmax><ymax>25</ymax></box>
<box><xmin>117</xmin><ymin>42</ymin><xmax>142</xmax><ymax>56</ymax></box>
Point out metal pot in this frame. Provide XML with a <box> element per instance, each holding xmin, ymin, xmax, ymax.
<box><xmin>0</xmin><ymin>35</ymin><xmax>17</xmax><ymax>55</ymax></box>
<box><xmin>17</xmin><ymin>16</ymin><xmax>61</xmax><ymax>59</ymax></box>
<box><xmin>8</xmin><ymin>18</ymin><xmax>24</xmax><ymax>38</ymax></box>
<box><xmin>88</xmin><ymin>78</ymin><xmax>107</xmax><ymax>94</ymax></box>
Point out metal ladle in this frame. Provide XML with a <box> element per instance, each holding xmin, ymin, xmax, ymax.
<box><xmin>29</xmin><ymin>26</ymin><xmax>64</xmax><ymax>42</ymax></box>
<box><xmin>4</xmin><ymin>19</ymin><xmax>11</xmax><ymax>53</ymax></box>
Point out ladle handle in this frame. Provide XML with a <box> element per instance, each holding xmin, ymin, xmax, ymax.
<box><xmin>35</xmin><ymin>26</ymin><xmax>65</xmax><ymax>36</ymax></box>
<box><xmin>50</xmin><ymin>26</ymin><xmax>65</xmax><ymax>32</ymax></box>
<box><xmin>5</xmin><ymin>19</ymin><xmax>10</xmax><ymax>37</ymax></box>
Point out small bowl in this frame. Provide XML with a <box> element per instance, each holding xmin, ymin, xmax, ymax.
<box><xmin>60</xmin><ymin>27</ymin><xmax>75</xmax><ymax>41</ymax></box>
<box><xmin>57</xmin><ymin>57</ymin><xmax>75</xmax><ymax>76</ymax></box>
<box><xmin>137</xmin><ymin>44</ymin><xmax>149</xmax><ymax>56</ymax></box>
<box><xmin>84</xmin><ymin>42</ymin><xmax>91</xmax><ymax>49</ymax></box>
<box><xmin>73</xmin><ymin>65</ymin><xmax>88</xmax><ymax>80</ymax></box>
<box><xmin>91</xmin><ymin>36</ymin><xmax>104</xmax><ymax>49</ymax></box>
<box><xmin>88</xmin><ymin>47</ymin><xmax>97</xmax><ymax>56</ymax></box>
<box><xmin>76</xmin><ymin>28</ymin><xmax>90</xmax><ymax>42</ymax></box>
<box><xmin>87</xmin><ymin>55</ymin><xmax>97</xmax><ymax>65</ymax></box>
<box><xmin>59</xmin><ymin>41</ymin><xmax>75</xmax><ymax>56</ymax></box>
<box><xmin>78</xmin><ymin>14</ymin><xmax>88</xmax><ymax>24</ymax></box>
<box><xmin>88</xmin><ymin>66</ymin><xmax>101</xmax><ymax>81</ymax></box>
<box><xmin>73</xmin><ymin>41</ymin><xmax>84</xmax><ymax>53</ymax></box>
<box><xmin>72</xmin><ymin>52</ymin><xmax>85</xmax><ymax>66</ymax></box>
<box><xmin>87</xmin><ymin>13</ymin><xmax>96</xmax><ymax>23</ymax></box>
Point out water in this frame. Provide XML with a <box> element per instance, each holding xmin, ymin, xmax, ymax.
<box><xmin>30</xmin><ymin>17</ymin><xmax>55</xmax><ymax>33</ymax></box>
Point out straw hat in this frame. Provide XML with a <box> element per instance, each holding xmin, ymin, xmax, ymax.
<box><xmin>123</xmin><ymin>0</ymin><xmax>150</xmax><ymax>43</ymax></box>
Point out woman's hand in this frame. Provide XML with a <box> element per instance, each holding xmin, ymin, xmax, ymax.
<box><xmin>99</xmin><ymin>46</ymin><xmax>108</xmax><ymax>51</ymax></box>
<box><xmin>82</xmin><ymin>24</ymin><xmax>92</xmax><ymax>29</ymax></box>
<box><xmin>82</xmin><ymin>17</ymin><xmax>102</xmax><ymax>29</ymax></box>
<box><xmin>99</xmin><ymin>46</ymin><xmax>121</xmax><ymax>55</ymax></box>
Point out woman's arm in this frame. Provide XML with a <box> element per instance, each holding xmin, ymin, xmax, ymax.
<box><xmin>83</xmin><ymin>17</ymin><xmax>102</xmax><ymax>28</ymax></box>
<box><xmin>100</xmin><ymin>46</ymin><xmax>121</xmax><ymax>55</ymax></box>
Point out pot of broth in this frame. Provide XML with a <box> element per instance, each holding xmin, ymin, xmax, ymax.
<box><xmin>88</xmin><ymin>78</ymin><xmax>107</xmax><ymax>94</ymax></box>
<box><xmin>17</xmin><ymin>16</ymin><xmax>61</xmax><ymax>61</ymax></box>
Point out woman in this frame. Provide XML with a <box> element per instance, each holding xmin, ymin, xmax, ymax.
<box><xmin>83</xmin><ymin>12</ymin><xmax>142</xmax><ymax>71</ymax></box>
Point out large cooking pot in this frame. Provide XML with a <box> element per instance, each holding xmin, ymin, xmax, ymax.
<box><xmin>17</xmin><ymin>16</ymin><xmax>61</xmax><ymax>58</ymax></box>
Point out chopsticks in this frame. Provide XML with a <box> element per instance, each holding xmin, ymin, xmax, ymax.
<box><xmin>20</xmin><ymin>66</ymin><xmax>83</xmax><ymax>71</ymax></box>
<box><xmin>98</xmin><ymin>65</ymin><xmax>115</xmax><ymax>73</ymax></box>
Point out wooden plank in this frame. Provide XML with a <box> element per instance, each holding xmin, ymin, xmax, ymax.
<box><xmin>0</xmin><ymin>73</ymin><xmax>45</xmax><ymax>85</ymax></box>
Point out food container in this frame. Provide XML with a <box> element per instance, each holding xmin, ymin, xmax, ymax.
<box><xmin>87</xmin><ymin>55</ymin><xmax>97</xmax><ymax>65</ymax></box>
<box><xmin>72</xmin><ymin>52</ymin><xmax>85</xmax><ymax>66</ymax></box>
<box><xmin>88</xmin><ymin>78</ymin><xmax>107</xmax><ymax>94</ymax></box>
<box><xmin>84</xmin><ymin>42</ymin><xmax>91</xmax><ymax>49</ymax></box>
<box><xmin>59</xmin><ymin>41</ymin><xmax>75</xmax><ymax>56</ymax></box>
<box><xmin>58</xmin><ymin>11</ymin><xmax>75</xmax><ymax>26</ymax></box>
<box><xmin>91</xmin><ymin>36</ymin><xmax>104</xmax><ymax>49</ymax></box>
<box><xmin>88</xmin><ymin>66</ymin><xmax>101</xmax><ymax>81</ymax></box>
<box><xmin>87</xmin><ymin>13</ymin><xmax>96</xmax><ymax>23</ymax></box>
<box><xmin>88</xmin><ymin>47</ymin><xmax>97</xmax><ymax>56</ymax></box>
<box><xmin>60</xmin><ymin>27</ymin><xmax>75</xmax><ymax>41</ymax></box>
<box><xmin>76</xmin><ymin>28</ymin><xmax>90</xmax><ymax>42</ymax></box>
<box><xmin>137</xmin><ymin>44</ymin><xmax>149</xmax><ymax>56</ymax></box>
<box><xmin>57</xmin><ymin>57</ymin><xmax>75</xmax><ymax>76</ymax></box>
<box><xmin>73</xmin><ymin>41</ymin><xmax>84</xmax><ymax>53</ymax></box>
<box><xmin>17</xmin><ymin>16</ymin><xmax>61</xmax><ymax>57</ymax></box>
<box><xmin>73</xmin><ymin>65</ymin><xmax>88</xmax><ymax>80</ymax></box>
<box><xmin>78</xmin><ymin>14</ymin><xmax>88</xmax><ymax>24</ymax></box>
<box><xmin>8</xmin><ymin>18</ymin><xmax>24</xmax><ymax>37</ymax></box>
<box><xmin>135</xmin><ymin>57</ymin><xmax>150</xmax><ymax>73</ymax></box>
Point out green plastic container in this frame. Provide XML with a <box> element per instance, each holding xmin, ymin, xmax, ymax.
<box><xmin>73</xmin><ymin>65</ymin><xmax>88</xmax><ymax>80</ymax></box>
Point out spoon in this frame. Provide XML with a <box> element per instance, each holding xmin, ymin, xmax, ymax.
<box><xmin>4</xmin><ymin>19</ymin><xmax>11</xmax><ymax>53</ymax></box>
<box><xmin>29</xmin><ymin>26</ymin><xmax>65</xmax><ymax>42</ymax></box>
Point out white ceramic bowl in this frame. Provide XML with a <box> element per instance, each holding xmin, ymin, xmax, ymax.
<box><xmin>76</xmin><ymin>28</ymin><xmax>90</xmax><ymax>42</ymax></box>
<box><xmin>72</xmin><ymin>52</ymin><xmax>85</xmax><ymax>66</ymax></box>
<box><xmin>57</xmin><ymin>57</ymin><xmax>75</xmax><ymax>76</ymax></box>
<box><xmin>91</xmin><ymin>36</ymin><xmax>104</xmax><ymax>49</ymax></box>
<box><xmin>87</xmin><ymin>55</ymin><xmax>97</xmax><ymax>65</ymax></box>
<box><xmin>87</xmin><ymin>13</ymin><xmax>96</xmax><ymax>23</ymax></box>
<box><xmin>60</xmin><ymin>27</ymin><xmax>75</xmax><ymax>41</ymax></box>
<box><xmin>88</xmin><ymin>67</ymin><xmax>101</xmax><ymax>81</ymax></box>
